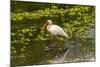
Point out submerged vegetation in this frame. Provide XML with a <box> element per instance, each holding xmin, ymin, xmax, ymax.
<box><xmin>11</xmin><ymin>1</ymin><xmax>95</xmax><ymax>66</ymax></box>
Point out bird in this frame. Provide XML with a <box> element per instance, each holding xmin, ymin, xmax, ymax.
<box><xmin>43</xmin><ymin>20</ymin><xmax>70</xmax><ymax>61</ymax></box>
<box><xmin>43</xmin><ymin>20</ymin><xmax>69</xmax><ymax>38</ymax></box>
<box><xmin>43</xmin><ymin>20</ymin><xmax>70</xmax><ymax>50</ymax></box>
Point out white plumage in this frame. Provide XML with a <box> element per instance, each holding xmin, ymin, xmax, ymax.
<box><xmin>46</xmin><ymin>20</ymin><xmax>68</xmax><ymax>38</ymax></box>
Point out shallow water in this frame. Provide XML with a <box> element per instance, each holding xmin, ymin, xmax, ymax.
<box><xmin>11</xmin><ymin>37</ymin><xmax>95</xmax><ymax>66</ymax></box>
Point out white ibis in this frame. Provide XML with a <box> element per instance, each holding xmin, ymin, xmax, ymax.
<box><xmin>44</xmin><ymin>20</ymin><xmax>69</xmax><ymax>63</ymax></box>
<box><xmin>43</xmin><ymin>20</ymin><xmax>70</xmax><ymax>63</ymax></box>
<box><xmin>43</xmin><ymin>20</ymin><xmax>70</xmax><ymax>50</ymax></box>
<box><xmin>43</xmin><ymin>20</ymin><xmax>69</xmax><ymax>38</ymax></box>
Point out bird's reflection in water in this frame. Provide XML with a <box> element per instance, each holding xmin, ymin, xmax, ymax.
<box><xmin>47</xmin><ymin>40</ymin><xmax>70</xmax><ymax>63</ymax></box>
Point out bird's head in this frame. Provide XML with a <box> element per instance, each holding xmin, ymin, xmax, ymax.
<box><xmin>47</xmin><ymin>20</ymin><xmax>52</xmax><ymax>25</ymax></box>
<box><xmin>43</xmin><ymin>20</ymin><xmax>52</xmax><ymax>28</ymax></box>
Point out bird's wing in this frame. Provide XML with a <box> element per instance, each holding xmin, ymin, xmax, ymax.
<box><xmin>50</xmin><ymin>25</ymin><xmax>68</xmax><ymax>37</ymax></box>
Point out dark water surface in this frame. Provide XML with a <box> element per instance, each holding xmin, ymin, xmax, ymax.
<box><xmin>11</xmin><ymin>37</ymin><xmax>95</xmax><ymax>66</ymax></box>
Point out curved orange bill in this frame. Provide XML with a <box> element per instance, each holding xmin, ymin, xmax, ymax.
<box><xmin>42</xmin><ymin>22</ymin><xmax>48</xmax><ymax>30</ymax></box>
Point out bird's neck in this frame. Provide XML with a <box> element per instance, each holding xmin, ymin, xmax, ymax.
<box><xmin>47</xmin><ymin>24</ymin><xmax>52</xmax><ymax>29</ymax></box>
<box><xmin>48</xmin><ymin>24</ymin><xmax>52</xmax><ymax>26</ymax></box>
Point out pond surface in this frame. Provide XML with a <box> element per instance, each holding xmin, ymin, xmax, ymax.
<box><xmin>11</xmin><ymin>37</ymin><xmax>95</xmax><ymax>66</ymax></box>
